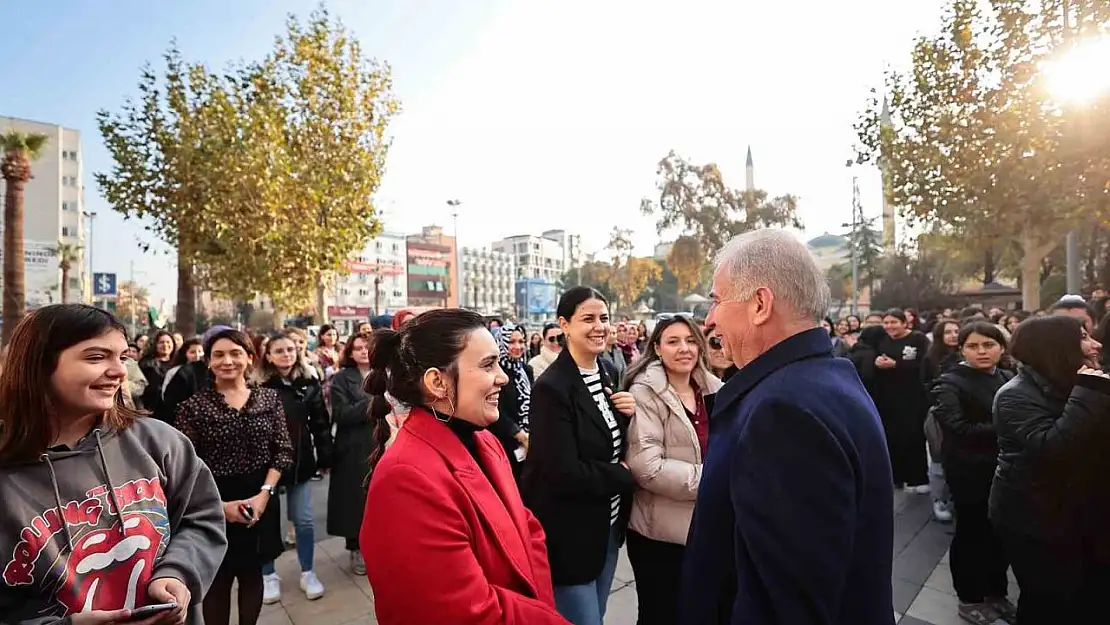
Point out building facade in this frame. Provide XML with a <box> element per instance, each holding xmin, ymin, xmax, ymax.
<box><xmin>491</xmin><ymin>231</ymin><xmax>577</xmax><ymax>283</ymax></box>
<box><xmin>332</xmin><ymin>231</ymin><xmax>408</xmax><ymax>314</ymax></box>
<box><xmin>0</xmin><ymin>116</ymin><xmax>88</xmax><ymax>308</ymax></box>
<box><xmin>461</xmin><ymin>247</ymin><xmax>514</xmax><ymax>316</ymax></box>
<box><xmin>407</xmin><ymin>225</ymin><xmax>457</xmax><ymax>308</ymax></box>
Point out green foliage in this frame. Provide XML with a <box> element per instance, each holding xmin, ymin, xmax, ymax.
<box><xmin>97</xmin><ymin>5</ymin><xmax>400</xmax><ymax>320</ymax></box>
<box><xmin>0</xmin><ymin>132</ymin><xmax>49</xmax><ymax>160</ymax></box>
<box><xmin>871</xmin><ymin>250</ymin><xmax>960</xmax><ymax>311</ymax></box>
<box><xmin>853</xmin><ymin>0</ymin><xmax>1110</xmax><ymax>308</ymax></box>
<box><xmin>640</xmin><ymin>150</ymin><xmax>803</xmax><ymax>262</ymax></box>
<box><xmin>844</xmin><ymin>217</ymin><xmax>884</xmax><ymax>289</ymax></box>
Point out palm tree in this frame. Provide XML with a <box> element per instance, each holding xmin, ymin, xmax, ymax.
<box><xmin>53</xmin><ymin>241</ymin><xmax>82</xmax><ymax>303</ymax></box>
<box><xmin>1</xmin><ymin>131</ymin><xmax>48</xmax><ymax>344</ymax></box>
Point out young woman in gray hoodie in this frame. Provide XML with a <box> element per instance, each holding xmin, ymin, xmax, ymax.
<box><xmin>0</xmin><ymin>304</ymin><xmax>227</xmax><ymax>625</ymax></box>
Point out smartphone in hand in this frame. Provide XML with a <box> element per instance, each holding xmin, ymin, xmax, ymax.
<box><xmin>239</xmin><ymin>503</ymin><xmax>255</xmax><ymax>522</ymax></box>
<box><xmin>123</xmin><ymin>603</ymin><xmax>178</xmax><ymax>622</ymax></box>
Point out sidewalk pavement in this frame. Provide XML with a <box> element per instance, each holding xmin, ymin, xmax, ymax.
<box><xmin>241</xmin><ymin>481</ymin><xmax>1003</xmax><ymax>625</ymax></box>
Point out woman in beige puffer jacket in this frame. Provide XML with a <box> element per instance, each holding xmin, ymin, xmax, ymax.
<box><xmin>623</xmin><ymin>315</ymin><xmax>722</xmax><ymax>625</ymax></box>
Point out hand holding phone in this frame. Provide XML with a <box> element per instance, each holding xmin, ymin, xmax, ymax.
<box><xmin>239</xmin><ymin>502</ymin><xmax>255</xmax><ymax>523</ymax></box>
<box><xmin>122</xmin><ymin>603</ymin><xmax>177</xmax><ymax>622</ymax></box>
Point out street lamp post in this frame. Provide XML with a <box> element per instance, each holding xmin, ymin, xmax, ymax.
<box><xmin>447</xmin><ymin>199</ymin><xmax>461</xmax><ymax>308</ymax></box>
<box><xmin>82</xmin><ymin>211</ymin><xmax>96</xmax><ymax>305</ymax></box>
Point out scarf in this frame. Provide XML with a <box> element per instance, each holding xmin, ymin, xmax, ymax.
<box><xmin>498</xmin><ymin>323</ymin><xmax>531</xmax><ymax>431</ymax></box>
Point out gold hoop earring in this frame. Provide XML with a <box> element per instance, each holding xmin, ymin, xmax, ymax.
<box><xmin>431</xmin><ymin>405</ymin><xmax>451</xmax><ymax>424</ymax></box>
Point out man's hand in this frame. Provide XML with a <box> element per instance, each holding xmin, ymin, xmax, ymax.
<box><xmin>70</xmin><ymin>610</ymin><xmax>131</xmax><ymax>625</ymax></box>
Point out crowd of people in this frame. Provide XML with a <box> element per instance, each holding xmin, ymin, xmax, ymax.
<box><xmin>2</xmin><ymin>227</ymin><xmax>1109</xmax><ymax>625</ymax></box>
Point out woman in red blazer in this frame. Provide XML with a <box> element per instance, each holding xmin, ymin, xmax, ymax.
<box><xmin>359</xmin><ymin>310</ymin><xmax>569</xmax><ymax>625</ymax></box>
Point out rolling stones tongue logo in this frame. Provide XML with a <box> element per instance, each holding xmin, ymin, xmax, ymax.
<box><xmin>58</xmin><ymin>514</ymin><xmax>163</xmax><ymax>613</ymax></box>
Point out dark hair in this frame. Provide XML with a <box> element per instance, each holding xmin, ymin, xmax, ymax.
<box><xmin>319</xmin><ymin>324</ymin><xmax>337</xmax><ymax>343</ymax></box>
<box><xmin>556</xmin><ymin>286</ymin><xmax>607</xmax><ymax>321</ymax></box>
<box><xmin>140</xmin><ymin>330</ymin><xmax>176</xmax><ymax>363</ymax></box>
<box><xmin>203</xmin><ymin>328</ymin><xmax>256</xmax><ymax>360</ymax></box>
<box><xmin>169</xmin><ymin>337</ymin><xmax>203</xmax><ymax>367</ymax></box>
<box><xmin>1010</xmin><ymin>315</ymin><xmax>1087</xmax><ymax>392</ymax></box>
<box><xmin>0</xmin><ymin>305</ymin><xmax>143</xmax><ymax>463</ymax></box>
<box><xmin>541</xmin><ymin>322</ymin><xmax>559</xmax><ymax>339</ymax></box>
<box><xmin>363</xmin><ymin>309</ymin><xmax>487</xmax><ymax>475</ymax></box>
<box><xmin>925</xmin><ymin>318</ymin><xmax>960</xmax><ymax>373</ymax></box>
<box><xmin>957</xmin><ymin>320</ymin><xmax>1008</xmax><ymax>350</ymax></box>
<box><xmin>904</xmin><ymin>307</ymin><xmax>919</xmax><ymax>326</ymax></box>
<box><xmin>882</xmin><ymin>308</ymin><xmax>907</xmax><ymax>323</ymax></box>
<box><xmin>623</xmin><ymin>316</ymin><xmax>709</xmax><ymax>390</ymax></box>
<box><xmin>1049</xmin><ymin>298</ymin><xmax>1096</xmax><ymax>326</ymax></box>
<box><xmin>822</xmin><ymin>316</ymin><xmax>836</xmax><ymax>337</ymax></box>
<box><xmin>487</xmin><ymin>318</ymin><xmax>504</xmax><ymax>329</ymax></box>
<box><xmin>339</xmin><ymin>332</ymin><xmax>372</xmax><ymax>368</ymax></box>
<box><xmin>959</xmin><ymin>306</ymin><xmax>985</xmax><ymax>319</ymax></box>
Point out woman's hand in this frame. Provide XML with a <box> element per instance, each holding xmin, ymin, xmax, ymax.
<box><xmin>514</xmin><ymin>431</ymin><xmax>530</xmax><ymax>453</ymax></box>
<box><xmin>875</xmin><ymin>355</ymin><xmax>896</xmax><ymax>369</ymax></box>
<box><xmin>140</xmin><ymin>577</ymin><xmax>190</xmax><ymax>625</ymax></box>
<box><xmin>1079</xmin><ymin>365</ymin><xmax>1109</xmax><ymax>378</ymax></box>
<box><xmin>223</xmin><ymin>501</ymin><xmax>252</xmax><ymax>525</ymax></box>
<box><xmin>606</xmin><ymin>389</ymin><xmax>636</xmax><ymax>417</ymax></box>
<box><xmin>244</xmin><ymin>491</ymin><xmax>271</xmax><ymax>526</ymax></box>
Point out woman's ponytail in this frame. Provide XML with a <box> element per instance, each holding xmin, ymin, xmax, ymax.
<box><xmin>364</xmin><ymin>329</ymin><xmax>403</xmax><ymax>477</ymax></box>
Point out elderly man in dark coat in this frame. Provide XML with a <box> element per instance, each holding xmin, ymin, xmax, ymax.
<box><xmin>679</xmin><ymin>229</ymin><xmax>895</xmax><ymax>625</ymax></box>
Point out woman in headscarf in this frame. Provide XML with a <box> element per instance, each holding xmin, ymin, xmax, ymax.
<box><xmin>490</xmin><ymin>322</ymin><xmax>533</xmax><ymax>480</ymax></box>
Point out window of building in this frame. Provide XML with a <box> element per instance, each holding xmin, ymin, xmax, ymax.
<box><xmin>61</xmin><ymin>226</ymin><xmax>72</xmax><ymax>237</ymax></box>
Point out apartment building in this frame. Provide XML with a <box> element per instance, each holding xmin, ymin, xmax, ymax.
<box><xmin>460</xmin><ymin>246</ymin><xmax>514</xmax><ymax>316</ymax></box>
<box><xmin>491</xmin><ymin>231</ymin><xmax>577</xmax><ymax>283</ymax></box>
<box><xmin>332</xmin><ymin>231</ymin><xmax>408</xmax><ymax>314</ymax></box>
<box><xmin>0</xmin><ymin>116</ymin><xmax>88</xmax><ymax>307</ymax></box>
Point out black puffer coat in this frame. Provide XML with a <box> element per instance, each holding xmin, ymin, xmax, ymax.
<box><xmin>990</xmin><ymin>367</ymin><xmax>1110</xmax><ymax>554</ymax></box>
<box><xmin>930</xmin><ymin>365</ymin><xmax>1012</xmax><ymax>502</ymax></box>
<box><xmin>261</xmin><ymin>370</ymin><xmax>334</xmax><ymax>485</ymax></box>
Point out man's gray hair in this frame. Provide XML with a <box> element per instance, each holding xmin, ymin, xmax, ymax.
<box><xmin>713</xmin><ymin>229</ymin><xmax>831</xmax><ymax>322</ymax></box>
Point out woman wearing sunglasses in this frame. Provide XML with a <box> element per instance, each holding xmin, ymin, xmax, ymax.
<box><xmin>529</xmin><ymin>322</ymin><xmax>564</xmax><ymax>379</ymax></box>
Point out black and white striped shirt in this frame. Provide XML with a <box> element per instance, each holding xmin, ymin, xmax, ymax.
<box><xmin>580</xmin><ymin>366</ymin><xmax>622</xmax><ymax>525</ymax></box>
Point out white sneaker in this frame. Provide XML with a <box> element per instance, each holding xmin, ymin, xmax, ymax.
<box><xmin>300</xmin><ymin>571</ymin><xmax>325</xmax><ymax>600</ymax></box>
<box><xmin>933</xmin><ymin>500</ymin><xmax>954</xmax><ymax>523</ymax></box>
<box><xmin>262</xmin><ymin>573</ymin><xmax>281</xmax><ymax>604</ymax></box>
<box><xmin>905</xmin><ymin>484</ymin><xmax>931</xmax><ymax>495</ymax></box>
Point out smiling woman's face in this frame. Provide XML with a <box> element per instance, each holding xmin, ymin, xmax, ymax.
<box><xmin>656</xmin><ymin>322</ymin><xmax>699</xmax><ymax>375</ymax></box>
<box><xmin>50</xmin><ymin>330</ymin><xmax>129</xmax><ymax>418</ymax></box>
<box><xmin>561</xmin><ymin>298</ymin><xmax>609</xmax><ymax>356</ymax></box>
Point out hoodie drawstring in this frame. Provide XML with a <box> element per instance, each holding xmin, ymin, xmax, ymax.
<box><xmin>40</xmin><ymin>429</ymin><xmax>128</xmax><ymax>555</ymax></box>
<box><xmin>39</xmin><ymin>454</ymin><xmax>75</xmax><ymax>553</ymax></box>
<box><xmin>94</xmin><ymin>430</ymin><xmax>127</xmax><ymax>535</ymax></box>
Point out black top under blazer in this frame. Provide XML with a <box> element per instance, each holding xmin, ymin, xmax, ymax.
<box><xmin>521</xmin><ymin>348</ymin><xmax>636</xmax><ymax>586</ymax></box>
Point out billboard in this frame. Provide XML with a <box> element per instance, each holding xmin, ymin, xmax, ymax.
<box><xmin>515</xmin><ymin>279</ymin><xmax>558</xmax><ymax>316</ymax></box>
<box><xmin>0</xmin><ymin>240</ymin><xmax>61</xmax><ymax>309</ymax></box>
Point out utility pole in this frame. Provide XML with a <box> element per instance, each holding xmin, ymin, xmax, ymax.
<box><xmin>83</xmin><ymin>211</ymin><xmax>96</xmax><ymax>305</ymax></box>
<box><xmin>1063</xmin><ymin>0</ymin><xmax>1081</xmax><ymax>295</ymax></box>
<box><xmin>129</xmin><ymin>260</ymin><xmax>136</xmax><ymax>338</ymax></box>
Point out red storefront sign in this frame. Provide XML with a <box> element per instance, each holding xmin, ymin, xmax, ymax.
<box><xmin>345</xmin><ymin>261</ymin><xmax>404</xmax><ymax>276</ymax></box>
<box><xmin>327</xmin><ymin>305</ymin><xmax>372</xmax><ymax>318</ymax></box>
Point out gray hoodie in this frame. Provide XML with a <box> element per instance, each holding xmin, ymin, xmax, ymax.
<box><xmin>0</xmin><ymin>417</ymin><xmax>227</xmax><ymax>624</ymax></box>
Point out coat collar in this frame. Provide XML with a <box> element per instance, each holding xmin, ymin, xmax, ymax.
<box><xmin>401</xmin><ymin>407</ymin><xmax>541</xmax><ymax>595</ymax></box>
<box><xmin>713</xmin><ymin>327</ymin><xmax>833</xmax><ymax>417</ymax></box>
<box><xmin>551</xmin><ymin>348</ymin><xmax>628</xmax><ymax>439</ymax></box>
<box><xmin>638</xmin><ymin>360</ymin><xmax>723</xmax><ymax>397</ymax></box>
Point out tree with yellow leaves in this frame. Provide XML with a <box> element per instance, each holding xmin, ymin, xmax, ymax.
<box><xmin>666</xmin><ymin>236</ymin><xmax>704</xmax><ymax>298</ymax></box>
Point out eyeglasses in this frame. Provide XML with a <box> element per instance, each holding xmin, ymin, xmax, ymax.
<box><xmin>657</xmin><ymin>312</ymin><xmax>693</xmax><ymax>321</ymax></box>
<box><xmin>708</xmin><ymin>336</ymin><xmax>723</xmax><ymax>350</ymax></box>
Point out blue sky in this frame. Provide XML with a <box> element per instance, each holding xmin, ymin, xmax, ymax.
<box><xmin>0</xmin><ymin>0</ymin><xmax>945</xmax><ymax>306</ymax></box>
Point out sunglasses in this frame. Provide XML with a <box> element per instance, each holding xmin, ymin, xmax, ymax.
<box><xmin>657</xmin><ymin>312</ymin><xmax>693</xmax><ymax>321</ymax></box>
<box><xmin>546</xmin><ymin>335</ymin><xmax>563</xmax><ymax>343</ymax></box>
<box><xmin>708</xmin><ymin>336</ymin><xmax>723</xmax><ymax>350</ymax></box>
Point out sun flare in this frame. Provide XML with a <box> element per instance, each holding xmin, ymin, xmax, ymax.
<box><xmin>1043</xmin><ymin>36</ymin><xmax>1110</xmax><ymax>105</ymax></box>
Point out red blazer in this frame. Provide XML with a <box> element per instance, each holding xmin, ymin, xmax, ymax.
<box><xmin>360</xmin><ymin>407</ymin><xmax>569</xmax><ymax>625</ymax></box>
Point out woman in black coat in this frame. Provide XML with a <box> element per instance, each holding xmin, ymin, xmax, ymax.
<box><xmin>326</xmin><ymin>333</ymin><xmax>373</xmax><ymax>576</ymax></box>
<box><xmin>521</xmin><ymin>287</ymin><xmax>638</xmax><ymax>625</ymax></box>
<box><xmin>929</xmin><ymin>321</ymin><xmax>1015</xmax><ymax>624</ymax></box>
<box><xmin>991</xmin><ymin>316</ymin><xmax>1110</xmax><ymax>624</ymax></box>
<box><xmin>254</xmin><ymin>333</ymin><xmax>335</xmax><ymax>601</ymax></box>
<box><xmin>489</xmin><ymin>323</ymin><xmax>533</xmax><ymax>479</ymax></box>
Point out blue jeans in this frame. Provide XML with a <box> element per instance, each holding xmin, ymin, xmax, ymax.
<box><xmin>261</xmin><ymin>482</ymin><xmax>315</xmax><ymax>574</ymax></box>
<box><xmin>553</xmin><ymin>525</ymin><xmax>620</xmax><ymax>625</ymax></box>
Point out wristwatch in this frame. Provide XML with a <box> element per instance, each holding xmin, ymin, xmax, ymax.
<box><xmin>260</xmin><ymin>484</ymin><xmax>277</xmax><ymax>495</ymax></box>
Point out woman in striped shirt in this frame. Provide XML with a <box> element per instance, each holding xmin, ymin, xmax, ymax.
<box><xmin>522</xmin><ymin>287</ymin><xmax>637</xmax><ymax>625</ymax></box>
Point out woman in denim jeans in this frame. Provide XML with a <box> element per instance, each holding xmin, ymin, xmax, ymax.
<box><xmin>254</xmin><ymin>332</ymin><xmax>335</xmax><ymax>604</ymax></box>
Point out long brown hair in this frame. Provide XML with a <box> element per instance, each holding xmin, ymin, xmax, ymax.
<box><xmin>622</xmin><ymin>315</ymin><xmax>711</xmax><ymax>390</ymax></box>
<box><xmin>0</xmin><ymin>304</ymin><xmax>143</xmax><ymax>464</ymax></box>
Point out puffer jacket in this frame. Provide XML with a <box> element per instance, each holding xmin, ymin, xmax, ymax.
<box><xmin>990</xmin><ymin>367</ymin><xmax>1110</xmax><ymax>549</ymax></box>
<box><xmin>930</xmin><ymin>365</ymin><xmax>1012</xmax><ymax>501</ymax></box>
<box><xmin>625</xmin><ymin>360</ymin><xmax>722</xmax><ymax>545</ymax></box>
